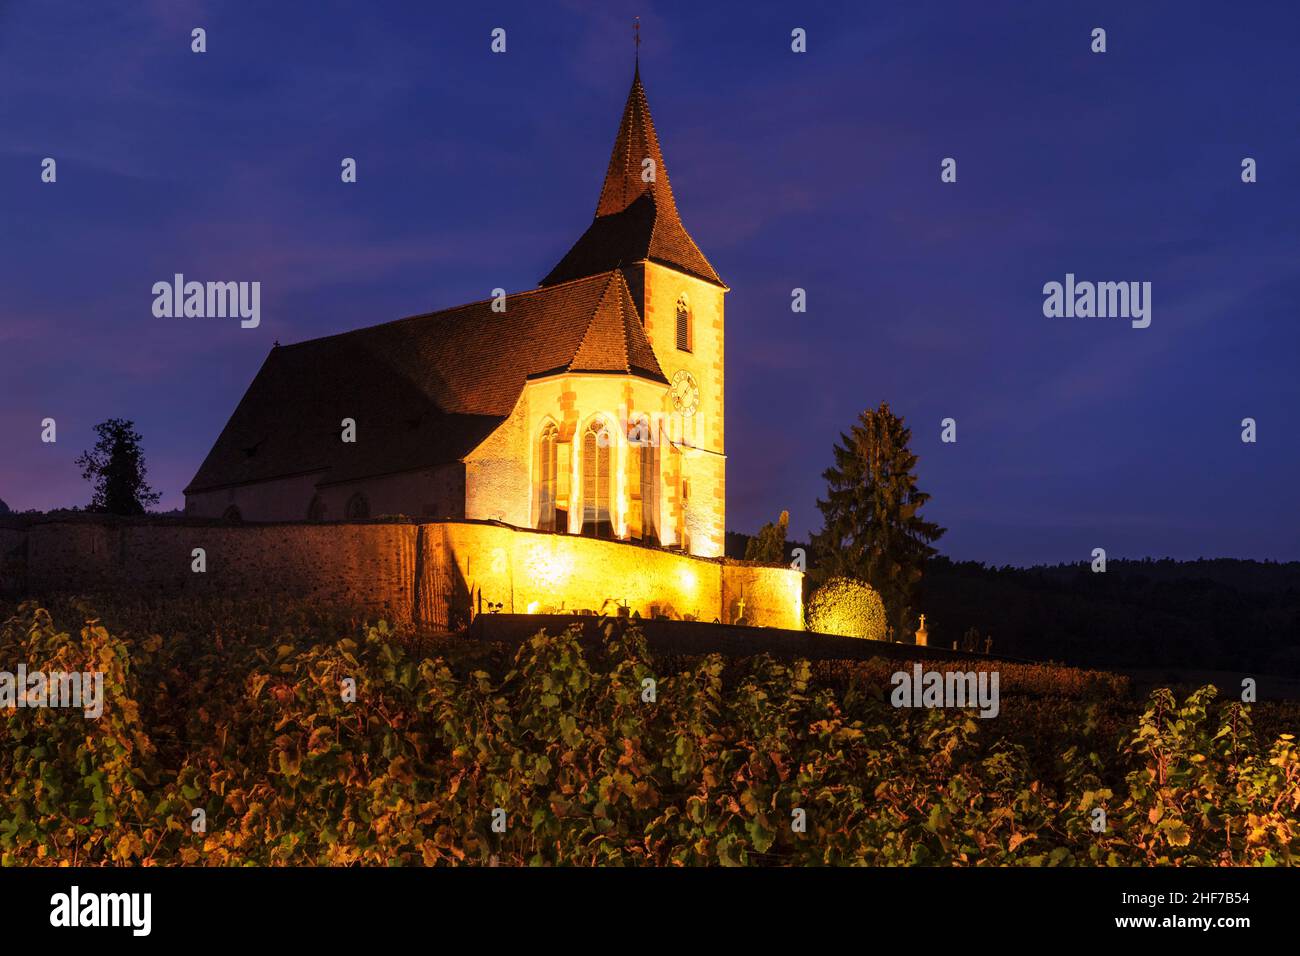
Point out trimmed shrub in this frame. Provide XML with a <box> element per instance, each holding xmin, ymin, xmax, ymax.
<box><xmin>806</xmin><ymin>576</ymin><xmax>888</xmax><ymax>640</ymax></box>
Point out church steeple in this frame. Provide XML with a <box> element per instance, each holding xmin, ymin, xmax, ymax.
<box><xmin>541</xmin><ymin>65</ymin><xmax>723</xmax><ymax>289</ymax></box>
<box><xmin>593</xmin><ymin>65</ymin><xmax>679</xmax><ymax>220</ymax></box>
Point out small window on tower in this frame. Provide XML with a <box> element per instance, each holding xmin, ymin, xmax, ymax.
<box><xmin>675</xmin><ymin>293</ymin><xmax>692</xmax><ymax>352</ymax></box>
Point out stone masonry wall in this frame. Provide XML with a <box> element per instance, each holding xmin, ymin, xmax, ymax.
<box><xmin>5</xmin><ymin>518</ymin><xmax>803</xmax><ymax>632</ymax></box>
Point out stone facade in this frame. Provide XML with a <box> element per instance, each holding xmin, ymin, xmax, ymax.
<box><xmin>637</xmin><ymin>264</ymin><xmax>727</xmax><ymax>556</ymax></box>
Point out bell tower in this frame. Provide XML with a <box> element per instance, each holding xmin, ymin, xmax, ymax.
<box><xmin>540</xmin><ymin>60</ymin><xmax>727</xmax><ymax>557</ymax></box>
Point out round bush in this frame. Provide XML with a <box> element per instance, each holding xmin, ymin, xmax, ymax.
<box><xmin>806</xmin><ymin>577</ymin><xmax>888</xmax><ymax>640</ymax></box>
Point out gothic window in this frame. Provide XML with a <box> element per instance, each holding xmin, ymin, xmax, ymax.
<box><xmin>345</xmin><ymin>492</ymin><xmax>370</xmax><ymax>520</ymax></box>
<box><xmin>675</xmin><ymin>293</ymin><xmax>692</xmax><ymax>352</ymax></box>
<box><xmin>581</xmin><ymin>420</ymin><xmax>612</xmax><ymax>539</ymax></box>
<box><xmin>307</xmin><ymin>494</ymin><xmax>326</xmax><ymax>521</ymax></box>
<box><xmin>627</xmin><ymin>416</ymin><xmax>658</xmax><ymax>545</ymax></box>
<box><xmin>537</xmin><ymin>422</ymin><xmax>559</xmax><ymax>532</ymax></box>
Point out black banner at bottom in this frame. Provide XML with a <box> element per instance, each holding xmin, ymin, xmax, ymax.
<box><xmin>0</xmin><ymin>865</ymin><xmax>1280</xmax><ymax>942</ymax></box>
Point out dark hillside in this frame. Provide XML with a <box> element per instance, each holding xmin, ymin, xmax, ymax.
<box><xmin>923</xmin><ymin>557</ymin><xmax>1300</xmax><ymax>677</ymax></box>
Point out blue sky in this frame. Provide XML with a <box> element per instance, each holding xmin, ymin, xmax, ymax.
<box><xmin>2</xmin><ymin>0</ymin><xmax>1298</xmax><ymax>565</ymax></box>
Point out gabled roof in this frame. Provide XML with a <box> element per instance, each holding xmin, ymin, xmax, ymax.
<box><xmin>541</xmin><ymin>67</ymin><xmax>724</xmax><ymax>289</ymax></box>
<box><xmin>568</xmin><ymin>268</ymin><xmax>664</xmax><ymax>378</ymax></box>
<box><xmin>185</xmin><ymin>271</ymin><xmax>666</xmax><ymax>494</ymax></box>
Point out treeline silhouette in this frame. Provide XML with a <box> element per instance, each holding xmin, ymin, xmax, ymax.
<box><xmin>922</xmin><ymin>557</ymin><xmax>1300</xmax><ymax>677</ymax></box>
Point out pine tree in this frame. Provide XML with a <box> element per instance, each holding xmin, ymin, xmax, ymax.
<box><xmin>744</xmin><ymin>510</ymin><xmax>789</xmax><ymax>563</ymax></box>
<box><xmin>76</xmin><ymin>419</ymin><xmax>161</xmax><ymax>515</ymax></box>
<box><xmin>814</xmin><ymin>402</ymin><xmax>944</xmax><ymax>639</ymax></box>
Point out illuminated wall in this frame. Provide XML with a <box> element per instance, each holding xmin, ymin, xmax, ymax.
<box><xmin>466</xmin><ymin>367</ymin><xmax>723</xmax><ymax>558</ymax></box>
<box><xmin>13</xmin><ymin>518</ymin><xmax>803</xmax><ymax>632</ymax></box>
<box><xmin>720</xmin><ymin>563</ymin><xmax>805</xmax><ymax>631</ymax></box>
<box><xmin>420</xmin><ymin>521</ymin><xmax>738</xmax><ymax>625</ymax></box>
<box><xmin>630</xmin><ymin>263</ymin><xmax>727</xmax><ymax>558</ymax></box>
<box><xmin>418</xmin><ymin>520</ymin><xmax>803</xmax><ymax>629</ymax></box>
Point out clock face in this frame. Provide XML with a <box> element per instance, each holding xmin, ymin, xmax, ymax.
<box><xmin>670</xmin><ymin>369</ymin><xmax>700</xmax><ymax>416</ymax></box>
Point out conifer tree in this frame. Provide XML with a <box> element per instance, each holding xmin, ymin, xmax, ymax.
<box><xmin>745</xmin><ymin>510</ymin><xmax>789</xmax><ymax>563</ymax></box>
<box><xmin>76</xmin><ymin>419</ymin><xmax>161</xmax><ymax>515</ymax></box>
<box><xmin>814</xmin><ymin>402</ymin><xmax>944</xmax><ymax>639</ymax></box>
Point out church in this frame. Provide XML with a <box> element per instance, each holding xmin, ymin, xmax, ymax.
<box><xmin>185</xmin><ymin>64</ymin><xmax>728</xmax><ymax>559</ymax></box>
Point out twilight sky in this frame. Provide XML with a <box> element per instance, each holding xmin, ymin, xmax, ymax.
<box><xmin>2</xmin><ymin>0</ymin><xmax>1298</xmax><ymax>566</ymax></box>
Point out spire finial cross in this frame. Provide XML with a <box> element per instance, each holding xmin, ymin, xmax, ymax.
<box><xmin>634</xmin><ymin>17</ymin><xmax>640</xmax><ymax>64</ymax></box>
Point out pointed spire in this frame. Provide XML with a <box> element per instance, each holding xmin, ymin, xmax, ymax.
<box><xmin>594</xmin><ymin>67</ymin><xmax>678</xmax><ymax>220</ymax></box>
<box><xmin>540</xmin><ymin>62</ymin><xmax>724</xmax><ymax>289</ymax></box>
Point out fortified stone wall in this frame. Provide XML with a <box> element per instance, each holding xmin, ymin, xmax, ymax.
<box><xmin>3</xmin><ymin>518</ymin><xmax>803</xmax><ymax>632</ymax></box>
<box><xmin>24</xmin><ymin>521</ymin><xmax>418</xmax><ymax>620</ymax></box>
<box><xmin>720</xmin><ymin>563</ymin><xmax>805</xmax><ymax>631</ymax></box>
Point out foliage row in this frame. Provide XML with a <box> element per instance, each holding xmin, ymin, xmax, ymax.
<box><xmin>1</xmin><ymin>602</ymin><xmax>1297</xmax><ymax>866</ymax></box>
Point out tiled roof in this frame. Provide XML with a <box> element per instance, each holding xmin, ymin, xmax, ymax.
<box><xmin>185</xmin><ymin>271</ymin><xmax>666</xmax><ymax>494</ymax></box>
<box><xmin>541</xmin><ymin>67</ymin><xmax>724</xmax><ymax>288</ymax></box>
<box><xmin>569</xmin><ymin>267</ymin><xmax>664</xmax><ymax>378</ymax></box>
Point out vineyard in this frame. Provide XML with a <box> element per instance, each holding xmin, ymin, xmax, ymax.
<box><xmin>1</xmin><ymin>597</ymin><xmax>1297</xmax><ymax>866</ymax></box>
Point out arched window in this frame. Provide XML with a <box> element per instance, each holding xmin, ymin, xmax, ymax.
<box><xmin>537</xmin><ymin>422</ymin><xmax>559</xmax><ymax>532</ymax></box>
<box><xmin>581</xmin><ymin>420</ymin><xmax>612</xmax><ymax>539</ymax></box>
<box><xmin>628</xmin><ymin>416</ymin><xmax>658</xmax><ymax>544</ymax></box>
<box><xmin>222</xmin><ymin>504</ymin><xmax>242</xmax><ymax>523</ymax></box>
<box><xmin>345</xmin><ymin>492</ymin><xmax>369</xmax><ymax>520</ymax></box>
<box><xmin>307</xmin><ymin>494</ymin><xmax>326</xmax><ymax>522</ymax></box>
<box><xmin>675</xmin><ymin>293</ymin><xmax>692</xmax><ymax>352</ymax></box>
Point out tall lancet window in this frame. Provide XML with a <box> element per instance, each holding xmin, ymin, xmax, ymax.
<box><xmin>675</xmin><ymin>293</ymin><xmax>692</xmax><ymax>352</ymax></box>
<box><xmin>581</xmin><ymin>420</ymin><xmax>613</xmax><ymax>539</ymax></box>
<box><xmin>537</xmin><ymin>423</ymin><xmax>559</xmax><ymax>532</ymax></box>
<box><xmin>627</xmin><ymin>416</ymin><xmax>658</xmax><ymax>545</ymax></box>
